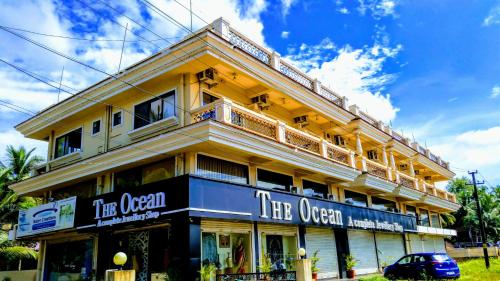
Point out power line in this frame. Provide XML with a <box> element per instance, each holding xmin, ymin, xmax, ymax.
<box><xmin>0</xmin><ymin>24</ymin><xmax>180</xmax><ymax>43</ymax></box>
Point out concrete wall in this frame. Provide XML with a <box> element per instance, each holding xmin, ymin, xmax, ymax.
<box><xmin>0</xmin><ymin>270</ymin><xmax>36</xmax><ymax>281</ymax></box>
<box><xmin>447</xmin><ymin>247</ymin><xmax>499</xmax><ymax>259</ymax></box>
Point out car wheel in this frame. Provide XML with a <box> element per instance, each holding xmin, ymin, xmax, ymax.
<box><xmin>385</xmin><ymin>273</ymin><xmax>397</xmax><ymax>281</ymax></box>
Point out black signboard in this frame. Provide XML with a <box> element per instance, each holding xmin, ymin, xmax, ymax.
<box><xmin>76</xmin><ymin>175</ymin><xmax>417</xmax><ymax>232</ymax></box>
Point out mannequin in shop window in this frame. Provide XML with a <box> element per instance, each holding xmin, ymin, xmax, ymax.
<box><xmin>233</xmin><ymin>237</ymin><xmax>246</xmax><ymax>273</ymax></box>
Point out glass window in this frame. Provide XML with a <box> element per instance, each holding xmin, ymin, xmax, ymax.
<box><xmin>257</xmin><ymin>169</ymin><xmax>293</xmax><ymax>191</ymax></box>
<box><xmin>114</xmin><ymin>158</ymin><xmax>175</xmax><ymax>190</ymax></box>
<box><xmin>55</xmin><ymin>128</ymin><xmax>82</xmax><ymax>158</ymax></box>
<box><xmin>303</xmin><ymin>180</ymin><xmax>328</xmax><ymax>199</ymax></box>
<box><xmin>52</xmin><ymin>179</ymin><xmax>97</xmax><ymax>200</ymax></box>
<box><xmin>134</xmin><ymin>91</ymin><xmax>176</xmax><ymax>129</ymax></box>
<box><xmin>44</xmin><ymin>240</ymin><xmax>93</xmax><ymax>281</ymax></box>
<box><xmin>397</xmin><ymin>255</ymin><xmax>412</xmax><ymax>265</ymax></box>
<box><xmin>261</xmin><ymin>234</ymin><xmax>297</xmax><ymax>271</ymax></box>
<box><xmin>344</xmin><ymin>190</ymin><xmax>368</xmax><ymax>207</ymax></box>
<box><xmin>112</xmin><ymin>111</ymin><xmax>122</xmax><ymax>127</ymax></box>
<box><xmin>201</xmin><ymin>232</ymin><xmax>252</xmax><ymax>273</ymax></box>
<box><xmin>419</xmin><ymin>210</ymin><xmax>430</xmax><ymax>226</ymax></box>
<box><xmin>202</xmin><ymin>92</ymin><xmax>219</xmax><ymax>105</ymax></box>
<box><xmin>196</xmin><ymin>155</ymin><xmax>248</xmax><ymax>185</ymax></box>
<box><xmin>371</xmin><ymin>197</ymin><xmax>398</xmax><ymax>212</ymax></box>
<box><xmin>430</xmin><ymin>212</ymin><xmax>441</xmax><ymax>228</ymax></box>
<box><xmin>92</xmin><ymin>120</ymin><xmax>101</xmax><ymax>135</ymax></box>
<box><xmin>406</xmin><ymin>205</ymin><xmax>417</xmax><ymax>216</ymax></box>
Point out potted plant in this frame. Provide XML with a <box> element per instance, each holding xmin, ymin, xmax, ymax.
<box><xmin>345</xmin><ymin>254</ymin><xmax>357</xmax><ymax>279</ymax></box>
<box><xmin>257</xmin><ymin>254</ymin><xmax>273</xmax><ymax>281</ymax></box>
<box><xmin>199</xmin><ymin>263</ymin><xmax>216</xmax><ymax>281</ymax></box>
<box><xmin>311</xmin><ymin>250</ymin><xmax>320</xmax><ymax>281</ymax></box>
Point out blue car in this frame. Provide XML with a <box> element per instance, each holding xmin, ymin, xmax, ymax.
<box><xmin>384</xmin><ymin>253</ymin><xmax>460</xmax><ymax>280</ymax></box>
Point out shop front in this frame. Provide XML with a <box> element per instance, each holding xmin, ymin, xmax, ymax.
<box><xmin>21</xmin><ymin>174</ymin><xmax>418</xmax><ymax>281</ymax></box>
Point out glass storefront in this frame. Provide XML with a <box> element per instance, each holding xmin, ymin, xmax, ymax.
<box><xmin>261</xmin><ymin>234</ymin><xmax>297</xmax><ymax>271</ymax></box>
<box><xmin>44</xmin><ymin>239</ymin><xmax>93</xmax><ymax>281</ymax></box>
<box><xmin>201</xmin><ymin>232</ymin><xmax>252</xmax><ymax>274</ymax></box>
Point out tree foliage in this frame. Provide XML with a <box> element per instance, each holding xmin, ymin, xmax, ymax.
<box><xmin>446</xmin><ymin>177</ymin><xmax>500</xmax><ymax>243</ymax></box>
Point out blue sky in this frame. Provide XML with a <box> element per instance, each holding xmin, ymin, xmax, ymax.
<box><xmin>0</xmin><ymin>0</ymin><xmax>499</xmax><ymax>186</ymax></box>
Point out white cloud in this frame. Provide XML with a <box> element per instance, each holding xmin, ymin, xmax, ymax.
<box><xmin>483</xmin><ymin>6</ymin><xmax>500</xmax><ymax>26</ymax></box>
<box><xmin>490</xmin><ymin>84</ymin><xmax>500</xmax><ymax>98</ymax></box>
<box><xmin>280</xmin><ymin>0</ymin><xmax>297</xmax><ymax>18</ymax></box>
<box><xmin>284</xmin><ymin>38</ymin><xmax>336</xmax><ymax>70</ymax></box>
<box><xmin>0</xmin><ymin>130</ymin><xmax>47</xmax><ymax>162</ymax></box>
<box><xmin>430</xmin><ymin>126</ymin><xmax>500</xmax><ymax>184</ymax></box>
<box><xmin>281</xmin><ymin>31</ymin><xmax>290</xmax><ymax>39</ymax></box>
<box><xmin>358</xmin><ymin>0</ymin><xmax>398</xmax><ymax>19</ymax></box>
<box><xmin>338</xmin><ymin>7</ymin><xmax>350</xmax><ymax>14</ymax></box>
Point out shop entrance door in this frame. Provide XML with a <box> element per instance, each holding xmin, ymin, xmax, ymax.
<box><xmin>266</xmin><ymin>235</ymin><xmax>283</xmax><ymax>265</ymax></box>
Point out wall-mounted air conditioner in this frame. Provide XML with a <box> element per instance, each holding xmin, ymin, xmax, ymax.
<box><xmin>196</xmin><ymin>68</ymin><xmax>216</xmax><ymax>86</ymax></box>
<box><xmin>293</xmin><ymin>115</ymin><xmax>309</xmax><ymax>127</ymax></box>
<box><xmin>251</xmin><ymin>94</ymin><xmax>271</xmax><ymax>110</ymax></box>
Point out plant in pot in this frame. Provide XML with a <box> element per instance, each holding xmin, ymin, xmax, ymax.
<box><xmin>311</xmin><ymin>250</ymin><xmax>320</xmax><ymax>281</ymax></box>
<box><xmin>257</xmin><ymin>254</ymin><xmax>273</xmax><ymax>281</ymax></box>
<box><xmin>345</xmin><ymin>254</ymin><xmax>357</xmax><ymax>279</ymax></box>
<box><xmin>199</xmin><ymin>263</ymin><xmax>216</xmax><ymax>281</ymax></box>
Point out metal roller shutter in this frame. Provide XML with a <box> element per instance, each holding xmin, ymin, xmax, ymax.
<box><xmin>375</xmin><ymin>233</ymin><xmax>405</xmax><ymax>266</ymax></box>
<box><xmin>423</xmin><ymin>235</ymin><xmax>436</xmax><ymax>252</ymax></box>
<box><xmin>348</xmin><ymin>230</ymin><xmax>378</xmax><ymax>274</ymax></box>
<box><xmin>409</xmin><ymin>234</ymin><xmax>423</xmax><ymax>253</ymax></box>
<box><xmin>305</xmin><ymin>227</ymin><xmax>338</xmax><ymax>279</ymax></box>
<box><xmin>201</xmin><ymin>220</ymin><xmax>253</xmax><ymax>233</ymax></box>
<box><xmin>258</xmin><ymin>224</ymin><xmax>298</xmax><ymax>236</ymax></box>
<box><xmin>434</xmin><ymin>236</ymin><xmax>446</xmax><ymax>253</ymax></box>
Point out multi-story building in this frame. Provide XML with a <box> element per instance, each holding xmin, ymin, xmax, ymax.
<box><xmin>11</xmin><ymin>18</ymin><xmax>459</xmax><ymax>281</ymax></box>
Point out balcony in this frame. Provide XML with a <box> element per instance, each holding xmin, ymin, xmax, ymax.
<box><xmin>365</xmin><ymin>158</ymin><xmax>390</xmax><ymax>181</ymax></box>
<box><xmin>191</xmin><ymin>98</ymin><xmax>354</xmax><ymax>168</ymax></box>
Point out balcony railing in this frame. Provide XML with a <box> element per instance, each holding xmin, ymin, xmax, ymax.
<box><xmin>279</xmin><ymin>60</ymin><xmax>314</xmax><ymax>90</ymax></box>
<box><xmin>366</xmin><ymin>159</ymin><xmax>388</xmax><ymax>180</ymax></box>
<box><xmin>398</xmin><ymin>171</ymin><xmax>416</xmax><ymax>189</ymax></box>
<box><xmin>319</xmin><ymin>86</ymin><xmax>343</xmax><ymax>107</ymax></box>
<box><xmin>228</xmin><ymin>28</ymin><xmax>271</xmax><ymax>65</ymax></box>
<box><xmin>325</xmin><ymin>142</ymin><xmax>350</xmax><ymax>165</ymax></box>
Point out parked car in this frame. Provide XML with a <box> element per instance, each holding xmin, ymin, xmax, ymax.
<box><xmin>384</xmin><ymin>253</ymin><xmax>460</xmax><ymax>280</ymax></box>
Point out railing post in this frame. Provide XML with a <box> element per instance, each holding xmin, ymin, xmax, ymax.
<box><xmin>271</xmin><ymin>51</ymin><xmax>281</xmax><ymax>71</ymax></box>
<box><xmin>413</xmin><ymin>178</ymin><xmax>419</xmax><ymax>190</ymax></box>
<box><xmin>215</xmin><ymin>98</ymin><xmax>232</xmax><ymax>123</ymax></box>
<box><xmin>387</xmin><ymin>167</ymin><xmax>393</xmax><ymax>181</ymax></box>
<box><xmin>319</xmin><ymin>139</ymin><xmax>328</xmax><ymax>159</ymax></box>
<box><xmin>360</xmin><ymin>156</ymin><xmax>367</xmax><ymax>172</ymax></box>
<box><xmin>408</xmin><ymin>159</ymin><xmax>415</xmax><ymax>177</ymax></box>
<box><xmin>341</xmin><ymin>96</ymin><xmax>349</xmax><ymax>110</ymax></box>
<box><xmin>313</xmin><ymin>79</ymin><xmax>321</xmax><ymax>94</ymax></box>
<box><xmin>354</xmin><ymin>130</ymin><xmax>363</xmax><ymax>156</ymax></box>
<box><xmin>349</xmin><ymin>104</ymin><xmax>360</xmax><ymax>115</ymax></box>
<box><xmin>211</xmin><ymin>17</ymin><xmax>230</xmax><ymax>40</ymax></box>
<box><xmin>276</xmin><ymin>121</ymin><xmax>287</xmax><ymax>143</ymax></box>
<box><xmin>349</xmin><ymin>151</ymin><xmax>356</xmax><ymax>168</ymax></box>
<box><xmin>395</xmin><ymin>171</ymin><xmax>401</xmax><ymax>184</ymax></box>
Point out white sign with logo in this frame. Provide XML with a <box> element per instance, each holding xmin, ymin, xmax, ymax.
<box><xmin>17</xmin><ymin>196</ymin><xmax>77</xmax><ymax>237</ymax></box>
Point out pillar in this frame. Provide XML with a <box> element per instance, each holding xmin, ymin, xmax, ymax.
<box><xmin>170</xmin><ymin>215</ymin><xmax>201</xmax><ymax>281</ymax></box>
<box><xmin>211</xmin><ymin>18</ymin><xmax>230</xmax><ymax>40</ymax></box>
<box><xmin>296</xmin><ymin>259</ymin><xmax>312</xmax><ymax>281</ymax></box>
<box><xmin>271</xmin><ymin>51</ymin><xmax>281</xmax><ymax>70</ymax></box>
<box><xmin>408</xmin><ymin>159</ymin><xmax>415</xmax><ymax>177</ymax></box>
<box><xmin>354</xmin><ymin>131</ymin><xmax>363</xmax><ymax>156</ymax></box>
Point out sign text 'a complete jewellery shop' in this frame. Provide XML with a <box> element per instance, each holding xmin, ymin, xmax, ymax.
<box><xmin>76</xmin><ymin>175</ymin><xmax>415</xmax><ymax>232</ymax></box>
<box><xmin>17</xmin><ymin>196</ymin><xmax>77</xmax><ymax>237</ymax></box>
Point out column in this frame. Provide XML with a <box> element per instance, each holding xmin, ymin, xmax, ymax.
<box><xmin>276</xmin><ymin>121</ymin><xmax>287</xmax><ymax>143</ymax></box>
<box><xmin>170</xmin><ymin>215</ymin><xmax>201</xmax><ymax>281</ymax></box>
<box><xmin>408</xmin><ymin>159</ymin><xmax>415</xmax><ymax>177</ymax></box>
<box><xmin>354</xmin><ymin>131</ymin><xmax>363</xmax><ymax>156</ymax></box>
<box><xmin>271</xmin><ymin>51</ymin><xmax>281</xmax><ymax>71</ymax></box>
<box><xmin>312</xmin><ymin>78</ymin><xmax>321</xmax><ymax>94</ymax></box>
<box><xmin>319</xmin><ymin>139</ymin><xmax>329</xmax><ymax>159</ymax></box>
<box><xmin>215</xmin><ymin>98</ymin><xmax>232</xmax><ymax>123</ymax></box>
<box><xmin>211</xmin><ymin>17</ymin><xmax>230</xmax><ymax>40</ymax></box>
<box><xmin>388</xmin><ymin>148</ymin><xmax>399</xmax><ymax>183</ymax></box>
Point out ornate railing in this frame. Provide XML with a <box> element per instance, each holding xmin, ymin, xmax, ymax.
<box><xmin>366</xmin><ymin>159</ymin><xmax>388</xmax><ymax>180</ymax></box>
<box><xmin>192</xmin><ymin>103</ymin><xmax>216</xmax><ymax>122</ymax></box>
<box><xmin>326</xmin><ymin>143</ymin><xmax>350</xmax><ymax>165</ymax></box>
<box><xmin>429</xmin><ymin>152</ymin><xmax>438</xmax><ymax>162</ymax></box>
<box><xmin>359</xmin><ymin>110</ymin><xmax>378</xmax><ymax>126</ymax></box>
<box><xmin>279</xmin><ymin>61</ymin><xmax>313</xmax><ymax>90</ymax></box>
<box><xmin>319</xmin><ymin>86</ymin><xmax>343</xmax><ymax>107</ymax></box>
<box><xmin>228</xmin><ymin>29</ymin><xmax>271</xmax><ymax>65</ymax></box>
<box><xmin>417</xmin><ymin>145</ymin><xmax>426</xmax><ymax>155</ymax></box>
<box><xmin>399</xmin><ymin>172</ymin><xmax>415</xmax><ymax>189</ymax></box>
<box><xmin>216</xmin><ymin>271</ymin><xmax>296</xmax><ymax>281</ymax></box>
<box><xmin>436</xmin><ymin>189</ymin><xmax>447</xmax><ymax>200</ymax></box>
<box><xmin>423</xmin><ymin>182</ymin><xmax>435</xmax><ymax>195</ymax></box>
<box><xmin>285</xmin><ymin>127</ymin><xmax>320</xmax><ymax>154</ymax></box>
<box><xmin>231</xmin><ymin>105</ymin><xmax>277</xmax><ymax>139</ymax></box>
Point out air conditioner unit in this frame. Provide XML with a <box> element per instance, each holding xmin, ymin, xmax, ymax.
<box><xmin>293</xmin><ymin>115</ymin><xmax>309</xmax><ymax>127</ymax></box>
<box><xmin>414</xmin><ymin>169</ymin><xmax>420</xmax><ymax>175</ymax></box>
<box><xmin>367</xmin><ymin>150</ymin><xmax>378</xmax><ymax>160</ymax></box>
<box><xmin>196</xmin><ymin>68</ymin><xmax>216</xmax><ymax>85</ymax></box>
<box><xmin>399</xmin><ymin>164</ymin><xmax>408</xmax><ymax>171</ymax></box>
<box><xmin>250</xmin><ymin>94</ymin><xmax>271</xmax><ymax>110</ymax></box>
<box><xmin>327</xmin><ymin>194</ymin><xmax>336</xmax><ymax>201</ymax></box>
<box><xmin>334</xmin><ymin>135</ymin><xmax>345</xmax><ymax>147</ymax></box>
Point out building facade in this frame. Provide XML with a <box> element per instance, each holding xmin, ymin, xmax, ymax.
<box><xmin>11</xmin><ymin>18</ymin><xmax>459</xmax><ymax>281</ymax></box>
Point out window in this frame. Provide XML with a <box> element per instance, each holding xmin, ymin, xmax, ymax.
<box><xmin>134</xmin><ymin>90</ymin><xmax>175</xmax><ymax>129</ymax></box>
<box><xmin>344</xmin><ymin>190</ymin><xmax>368</xmax><ymax>207</ymax></box>
<box><xmin>303</xmin><ymin>180</ymin><xmax>328</xmax><ymax>199</ymax></box>
<box><xmin>419</xmin><ymin>209</ymin><xmax>430</xmax><ymax>226</ymax></box>
<box><xmin>257</xmin><ymin>169</ymin><xmax>293</xmax><ymax>192</ymax></box>
<box><xmin>196</xmin><ymin>155</ymin><xmax>248</xmax><ymax>185</ymax></box>
<box><xmin>202</xmin><ymin>91</ymin><xmax>219</xmax><ymax>105</ymax></box>
<box><xmin>367</xmin><ymin>150</ymin><xmax>378</xmax><ymax>161</ymax></box>
<box><xmin>202</xmin><ymin>232</ymin><xmax>252</xmax><ymax>273</ymax></box>
<box><xmin>114</xmin><ymin>158</ymin><xmax>175</xmax><ymax>190</ymax></box>
<box><xmin>55</xmin><ymin>128</ymin><xmax>82</xmax><ymax>158</ymax></box>
<box><xmin>44</xmin><ymin>240</ymin><xmax>93</xmax><ymax>281</ymax></box>
<box><xmin>406</xmin><ymin>205</ymin><xmax>417</xmax><ymax>216</ymax></box>
<box><xmin>371</xmin><ymin>196</ymin><xmax>398</xmax><ymax>212</ymax></box>
<box><xmin>430</xmin><ymin>212</ymin><xmax>441</xmax><ymax>228</ymax></box>
<box><xmin>397</xmin><ymin>255</ymin><xmax>413</xmax><ymax>265</ymax></box>
<box><xmin>52</xmin><ymin>179</ymin><xmax>97</xmax><ymax>200</ymax></box>
<box><xmin>112</xmin><ymin>111</ymin><xmax>122</xmax><ymax>127</ymax></box>
<box><xmin>92</xmin><ymin>120</ymin><xmax>101</xmax><ymax>135</ymax></box>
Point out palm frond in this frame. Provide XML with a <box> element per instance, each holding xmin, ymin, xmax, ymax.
<box><xmin>0</xmin><ymin>245</ymin><xmax>38</xmax><ymax>260</ymax></box>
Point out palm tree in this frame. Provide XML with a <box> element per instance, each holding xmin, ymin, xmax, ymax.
<box><xmin>0</xmin><ymin>230</ymin><xmax>37</xmax><ymax>262</ymax></box>
<box><xmin>1</xmin><ymin>145</ymin><xmax>44</xmax><ymax>182</ymax></box>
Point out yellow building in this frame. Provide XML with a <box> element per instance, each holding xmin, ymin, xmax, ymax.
<box><xmin>11</xmin><ymin>18</ymin><xmax>459</xmax><ymax>281</ymax></box>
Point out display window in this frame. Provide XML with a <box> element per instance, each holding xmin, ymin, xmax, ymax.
<box><xmin>201</xmin><ymin>232</ymin><xmax>252</xmax><ymax>274</ymax></box>
<box><xmin>260</xmin><ymin>234</ymin><xmax>297</xmax><ymax>271</ymax></box>
<box><xmin>44</xmin><ymin>239</ymin><xmax>94</xmax><ymax>281</ymax></box>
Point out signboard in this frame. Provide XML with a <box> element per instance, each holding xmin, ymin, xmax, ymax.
<box><xmin>77</xmin><ymin>175</ymin><xmax>416</xmax><ymax>233</ymax></box>
<box><xmin>17</xmin><ymin>196</ymin><xmax>77</xmax><ymax>237</ymax></box>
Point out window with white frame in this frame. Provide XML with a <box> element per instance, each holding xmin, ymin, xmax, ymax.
<box><xmin>112</xmin><ymin>111</ymin><xmax>122</xmax><ymax>127</ymax></box>
<box><xmin>92</xmin><ymin>120</ymin><xmax>101</xmax><ymax>135</ymax></box>
<box><xmin>134</xmin><ymin>90</ymin><xmax>175</xmax><ymax>129</ymax></box>
<box><xmin>55</xmin><ymin>128</ymin><xmax>82</xmax><ymax>158</ymax></box>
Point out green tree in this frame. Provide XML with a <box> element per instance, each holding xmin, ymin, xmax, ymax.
<box><xmin>446</xmin><ymin>177</ymin><xmax>500</xmax><ymax>243</ymax></box>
